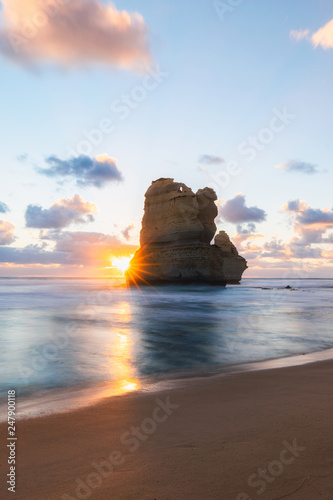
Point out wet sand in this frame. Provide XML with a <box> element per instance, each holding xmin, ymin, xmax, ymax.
<box><xmin>1</xmin><ymin>359</ymin><xmax>333</xmax><ymax>500</ymax></box>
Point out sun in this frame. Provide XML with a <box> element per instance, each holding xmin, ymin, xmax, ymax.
<box><xmin>111</xmin><ymin>256</ymin><xmax>132</xmax><ymax>274</ymax></box>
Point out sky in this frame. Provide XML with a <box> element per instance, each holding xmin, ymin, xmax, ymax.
<box><xmin>0</xmin><ymin>0</ymin><xmax>332</xmax><ymax>278</ymax></box>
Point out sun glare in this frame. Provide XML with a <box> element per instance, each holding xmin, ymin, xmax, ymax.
<box><xmin>111</xmin><ymin>256</ymin><xmax>132</xmax><ymax>274</ymax></box>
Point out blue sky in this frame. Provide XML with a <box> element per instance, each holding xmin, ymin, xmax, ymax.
<box><xmin>0</xmin><ymin>0</ymin><xmax>332</xmax><ymax>277</ymax></box>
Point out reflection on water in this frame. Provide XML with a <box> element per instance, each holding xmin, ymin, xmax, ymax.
<box><xmin>0</xmin><ymin>278</ymin><xmax>333</xmax><ymax>413</ymax></box>
<box><xmin>106</xmin><ymin>301</ymin><xmax>139</xmax><ymax>394</ymax></box>
<box><xmin>135</xmin><ymin>294</ymin><xmax>225</xmax><ymax>376</ymax></box>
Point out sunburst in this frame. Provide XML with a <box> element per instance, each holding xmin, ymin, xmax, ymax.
<box><xmin>110</xmin><ymin>256</ymin><xmax>133</xmax><ymax>274</ymax></box>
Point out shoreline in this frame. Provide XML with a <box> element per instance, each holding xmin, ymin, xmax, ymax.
<box><xmin>2</xmin><ymin>346</ymin><xmax>333</xmax><ymax>423</ymax></box>
<box><xmin>1</xmin><ymin>356</ymin><xmax>333</xmax><ymax>499</ymax></box>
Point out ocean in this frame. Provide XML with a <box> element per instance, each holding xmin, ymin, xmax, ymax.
<box><xmin>1</xmin><ymin>277</ymin><xmax>332</xmax><ymax>419</ymax></box>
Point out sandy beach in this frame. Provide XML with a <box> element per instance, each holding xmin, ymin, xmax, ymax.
<box><xmin>1</xmin><ymin>0</ymin><xmax>333</xmax><ymax>498</ymax></box>
<box><xmin>1</xmin><ymin>359</ymin><xmax>333</xmax><ymax>500</ymax></box>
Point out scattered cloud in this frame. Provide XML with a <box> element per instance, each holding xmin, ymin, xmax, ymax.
<box><xmin>258</xmin><ymin>199</ymin><xmax>333</xmax><ymax>261</ymax></box>
<box><xmin>259</xmin><ymin>242</ymin><xmax>287</xmax><ymax>259</ymax></box>
<box><xmin>37</xmin><ymin>154</ymin><xmax>123</xmax><ymax>188</ymax></box>
<box><xmin>232</xmin><ymin>223</ymin><xmax>263</xmax><ymax>245</ymax></box>
<box><xmin>16</xmin><ymin>153</ymin><xmax>28</xmax><ymax>162</ymax></box>
<box><xmin>218</xmin><ymin>194</ymin><xmax>266</xmax><ymax>224</ymax></box>
<box><xmin>276</xmin><ymin>160</ymin><xmax>320</xmax><ymax>175</ymax></box>
<box><xmin>198</xmin><ymin>155</ymin><xmax>224</xmax><ymax>165</ymax></box>
<box><xmin>0</xmin><ymin>0</ymin><xmax>151</xmax><ymax>71</ymax></box>
<box><xmin>290</xmin><ymin>29</ymin><xmax>310</xmax><ymax>42</ymax></box>
<box><xmin>0</xmin><ymin>201</ymin><xmax>9</xmax><ymax>213</ymax></box>
<box><xmin>0</xmin><ymin>220</ymin><xmax>15</xmax><ymax>245</ymax></box>
<box><xmin>285</xmin><ymin>199</ymin><xmax>305</xmax><ymax>212</ymax></box>
<box><xmin>312</xmin><ymin>19</ymin><xmax>333</xmax><ymax>49</ymax></box>
<box><xmin>236</xmin><ymin>223</ymin><xmax>257</xmax><ymax>235</ymax></box>
<box><xmin>297</xmin><ymin>208</ymin><xmax>333</xmax><ymax>226</ymax></box>
<box><xmin>233</xmin><ymin>234</ymin><xmax>264</xmax><ymax>248</ymax></box>
<box><xmin>122</xmin><ymin>223</ymin><xmax>135</xmax><ymax>241</ymax></box>
<box><xmin>232</xmin><ymin>199</ymin><xmax>333</xmax><ymax>265</ymax></box>
<box><xmin>25</xmin><ymin>195</ymin><xmax>97</xmax><ymax>229</ymax></box>
<box><xmin>283</xmin><ymin>199</ymin><xmax>333</xmax><ymax>226</ymax></box>
<box><xmin>0</xmin><ymin>245</ymin><xmax>64</xmax><ymax>265</ymax></box>
<box><xmin>260</xmin><ymin>239</ymin><xmax>286</xmax><ymax>259</ymax></box>
<box><xmin>294</xmin><ymin>226</ymin><xmax>333</xmax><ymax>245</ymax></box>
<box><xmin>291</xmin><ymin>19</ymin><xmax>333</xmax><ymax>50</ymax></box>
<box><xmin>288</xmin><ymin>240</ymin><xmax>323</xmax><ymax>259</ymax></box>
<box><xmin>48</xmin><ymin>230</ymin><xmax>137</xmax><ymax>265</ymax></box>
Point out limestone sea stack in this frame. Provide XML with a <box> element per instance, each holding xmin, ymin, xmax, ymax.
<box><xmin>126</xmin><ymin>178</ymin><xmax>247</xmax><ymax>286</ymax></box>
<box><xmin>214</xmin><ymin>230</ymin><xmax>248</xmax><ymax>284</ymax></box>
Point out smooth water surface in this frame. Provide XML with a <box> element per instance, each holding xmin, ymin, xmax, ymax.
<box><xmin>0</xmin><ymin>278</ymin><xmax>332</xmax><ymax>416</ymax></box>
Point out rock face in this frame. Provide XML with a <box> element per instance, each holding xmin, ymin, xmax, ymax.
<box><xmin>126</xmin><ymin>178</ymin><xmax>247</xmax><ymax>285</ymax></box>
<box><xmin>214</xmin><ymin>231</ymin><xmax>248</xmax><ymax>284</ymax></box>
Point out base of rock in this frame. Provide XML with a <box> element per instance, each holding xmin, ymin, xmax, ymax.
<box><xmin>214</xmin><ymin>231</ymin><xmax>247</xmax><ymax>284</ymax></box>
<box><xmin>218</xmin><ymin>257</ymin><xmax>248</xmax><ymax>284</ymax></box>
<box><xmin>126</xmin><ymin>245</ymin><xmax>227</xmax><ymax>286</ymax></box>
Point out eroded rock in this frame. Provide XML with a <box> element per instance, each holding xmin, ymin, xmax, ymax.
<box><xmin>214</xmin><ymin>231</ymin><xmax>248</xmax><ymax>284</ymax></box>
<box><xmin>126</xmin><ymin>178</ymin><xmax>247</xmax><ymax>285</ymax></box>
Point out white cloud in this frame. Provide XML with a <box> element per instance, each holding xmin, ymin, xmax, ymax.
<box><xmin>291</xmin><ymin>19</ymin><xmax>333</xmax><ymax>50</ymax></box>
<box><xmin>0</xmin><ymin>220</ymin><xmax>15</xmax><ymax>245</ymax></box>
<box><xmin>312</xmin><ymin>19</ymin><xmax>333</xmax><ymax>49</ymax></box>
<box><xmin>290</xmin><ymin>29</ymin><xmax>309</xmax><ymax>42</ymax></box>
<box><xmin>25</xmin><ymin>195</ymin><xmax>97</xmax><ymax>229</ymax></box>
<box><xmin>0</xmin><ymin>0</ymin><xmax>151</xmax><ymax>71</ymax></box>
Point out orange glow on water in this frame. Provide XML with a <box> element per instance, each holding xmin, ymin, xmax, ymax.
<box><xmin>105</xmin><ymin>302</ymin><xmax>139</xmax><ymax>395</ymax></box>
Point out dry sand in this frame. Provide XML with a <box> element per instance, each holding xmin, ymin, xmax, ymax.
<box><xmin>1</xmin><ymin>359</ymin><xmax>333</xmax><ymax>500</ymax></box>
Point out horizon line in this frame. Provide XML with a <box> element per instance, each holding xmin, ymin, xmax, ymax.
<box><xmin>0</xmin><ymin>276</ymin><xmax>332</xmax><ymax>280</ymax></box>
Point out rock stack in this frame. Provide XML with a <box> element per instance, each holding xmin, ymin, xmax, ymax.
<box><xmin>126</xmin><ymin>178</ymin><xmax>247</xmax><ymax>285</ymax></box>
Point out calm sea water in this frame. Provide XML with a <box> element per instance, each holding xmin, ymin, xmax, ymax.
<box><xmin>0</xmin><ymin>278</ymin><xmax>332</xmax><ymax>417</ymax></box>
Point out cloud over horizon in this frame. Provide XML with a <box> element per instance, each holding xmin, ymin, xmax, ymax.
<box><xmin>25</xmin><ymin>195</ymin><xmax>97</xmax><ymax>229</ymax></box>
<box><xmin>37</xmin><ymin>154</ymin><xmax>123</xmax><ymax>188</ymax></box>
<box><xmin>0</xmin><ymin>0</ymin><xmax>151</xmax><ymax>71</ymax></box>
<box><xmin>231</xmin><ymin>198</ymin><xmax>333</xmax><ymax>265</ymax></box>
<box><xmin>257</xmin><ymin>199</ymin><xmax>333</xmax><ymax>260</ymax></box>
<box><xmin>48</xmin><ymin>230</ymin><xmax>136</xmax><ymax>265</ymax></box>
<box><xmin>0</xmin><ymin>230</ymin><xmax>137</xmax><ymax>266</ymax></box>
